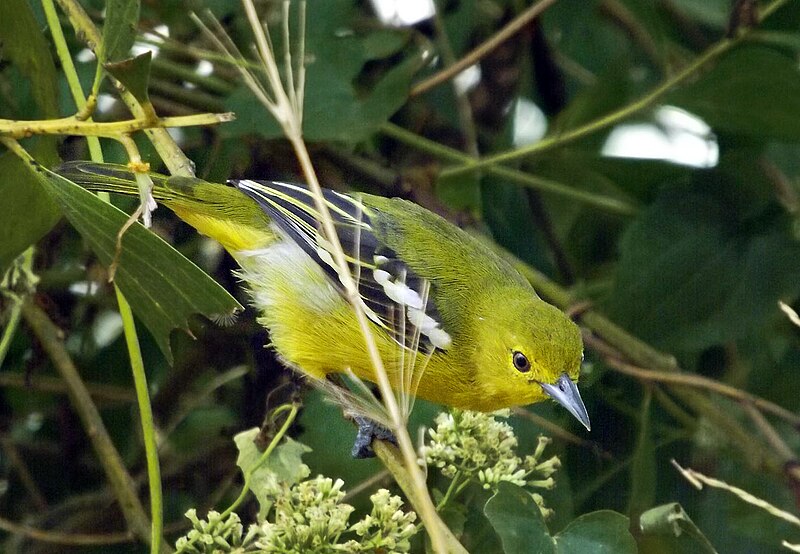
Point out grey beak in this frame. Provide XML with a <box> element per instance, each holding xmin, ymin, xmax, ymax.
<box><xmin>540</xmin><ymin>373</ymin><xmax>591</xmax><ymax>431</ymax></box>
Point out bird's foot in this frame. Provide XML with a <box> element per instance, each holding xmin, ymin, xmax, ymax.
<box><xmin>351</xmin><ymin>416</ymin><xmax>397</xmax><ymax>459</ymax></box>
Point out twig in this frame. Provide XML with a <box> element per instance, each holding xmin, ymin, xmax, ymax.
<box><xmin>0</xmin><ymin>371</ymin><xmax>136</xmax><ymax>402</ymax></box>
<box><xmin>381</xmin><ymin>122</ymin><xmax>638</xmax><ymax>215</ymax></box>
<box><xmin>602</xmin><ymin>357</ymin><xmax>800</xmax><ymax>428</ymax></box>
<box><xmin>673</xmin><ymin>459</ymin><xmax>800</xmax><ymax>528</ymax></box>
<box><xmin>0</xmin><ymin>436</ymin><xmax>48</xmax><ymax>510</ymax></box>
<box><xmin>21</xmin><ymin>298</ymin><xmax>153</xmax><ymax>545</ymax></box>
<box><xmin>743</xmin><ymin>403</ymin><xmax>797</xmax><ymax>464</ymax></box>
<box><xmin>0</xmin><ymin>112</ymin><xmax>234</xmax><ymax>139</ymax></box>
<box><xmin>0</xmin><ymin>514</ymin><xmax>134</xmax><ymax>546</ymax></box>
<box><xmin>411</xmin><ymin>0</ymin><xmax>558</xmax><ymax>96</ymax></box>
<box><xmin>439</xmin><ymin>0</ymin><xmax>792</xmax><ymax>177</ymax></box>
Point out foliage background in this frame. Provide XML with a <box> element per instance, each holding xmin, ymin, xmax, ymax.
<box><xmin>1</xmin><ymin>0</ymin><xmax>800</xmax><ymax>552</ymax></box>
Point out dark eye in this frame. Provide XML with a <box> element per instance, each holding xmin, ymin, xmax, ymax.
<box><xmin>512</xmin><ymin>351</ymin><xmax>530</xmax><ymax>372</ymax></box>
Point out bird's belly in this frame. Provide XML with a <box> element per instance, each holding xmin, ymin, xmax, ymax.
<box><xmin>235</xmin><ymin>240</ymin><xmax>403</xmax><ymax>382</ymax></box>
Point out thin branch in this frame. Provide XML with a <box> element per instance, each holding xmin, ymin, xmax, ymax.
<box><xmin>439</xmin><ymin>0</ymin><xmax>792</xmax><ymax>178</ymax></box>
<box><xmin>0</xmin><ymin>514</ymin><xmax>134</xmax><ymax>546</ymax></box>
<box><xmin>21</xmin><ymin>298</ymin><xmax>153</xmax><ymax>546</ymax></box>
<box><xmin>0</xmin><ymin>372</ymin><xmax>136</xmax><ymax>403</ymax></box>
<box><xmin>411</xmin><ymin>0</ymin><xmax>558</xmax><ymax>96</ymax></box>
<box><xmin>381</xmin><ymin>123</ymin><xmax>638</xmax><ymax>215</ymax></box>
<box><xmin>673</xmin><ymin>459</ymin><xmax>800</xmax><ymax>528</ymax></box>
<box><xmin>0</xmin><ymin>112</ymin><xmax>234</xmax><ymax>139</ymax></box>
<box><xmin>602</xmin><ymin>357</ymin><xmax>800</xmax><ymax>429</ymax></box>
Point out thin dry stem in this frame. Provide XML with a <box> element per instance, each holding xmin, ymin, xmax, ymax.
<box><xmin>673</xmin><ymin>460</ymin><xmax>800</xmax><ymax>529</ymax></box>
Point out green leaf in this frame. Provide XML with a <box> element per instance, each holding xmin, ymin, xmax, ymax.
<box><xmin>0</xmin><ymin>153</ymin><xmax>60</xmax><ymax>274</ymax></box>
<box><xmin>0</xmin><ymin>0</ymin><xmax>61</xmax><ymax>273</ymax></box>
<box><xmin>234</xmin><ymin>428</ymin><xmax>311</xmax><ymax>520</ymax></box>
<box><xmin>223</xmin><ymin>0</ymin><xmax>420</xmax><ymax>142</ymax></box>
<box><xmin>31</xmin><ymin>164</ymin><xmax>242</xmax><ymax>363</ymax></box>
<box><xmin>607</xmin><ymin>186</ymin><xmax>800</xmax><ymax>352</ymax></box>
<box><xmin>104</xmin><ymin>51</ymin><xmax>152</xmax><ymax>106</ymax></box>
<box><xmin>0</xmin><ymin>0</ymin><xmax>60</xmax><ymax>121</ymax></box>
<box><xmin>555</xmin><ymin>511</ymin><xmax>636</xmax><ymax>554</ymax></box>
<box><xmin>667</xmin><ymin>47</ymin><xmax>800</xmax><ymax>140</ymax></box>
<box><xmin>638</xmin><ymin>503</ymin><xmax>718</xmax><ymax>553</ymax></box>
<box><xmin>485</xmin><ymin>482</ymin><xmax>555</xmax><ymax>554</ymax></box>
<box><xmin>485</xmin><ymin>483</ymin><xmax>636</xmax><ymax>554</ymax></box>
<box><xmin>101</xmin><ymin>0</ymin><xmax>141</xmax><ymax>63</ymax></box>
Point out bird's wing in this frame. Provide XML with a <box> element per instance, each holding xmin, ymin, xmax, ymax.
<box><xmin>232</xmin><ymin>180</ymin><xmax>452</xmax><ymax>353</ymax></box>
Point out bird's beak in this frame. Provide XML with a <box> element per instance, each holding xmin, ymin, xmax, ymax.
<box><xmin>540</xmin><ymin>373</ymin><xmax>591</xmax><ymax>431</ymax></box>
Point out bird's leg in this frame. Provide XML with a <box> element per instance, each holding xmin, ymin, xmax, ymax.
<box><xmin>351</xmin><ymin>415</ymin><xmax>397</xmax><ymax>458</ymax></box>
<box><xmin>323</xmin><ymin>374</ymin><xmax>398</xmax><ymax>458</ymax></box>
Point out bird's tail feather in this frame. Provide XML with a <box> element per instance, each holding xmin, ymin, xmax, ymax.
<box><xmin>56</xmin><ymin>161</ymin><xmax>274</xmax><ymax>253</ymax></box>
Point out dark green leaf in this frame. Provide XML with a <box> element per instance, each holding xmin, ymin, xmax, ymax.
<box><xmin>0</xmin><ymin>153</ymin><xmax>60</xmax><ymax>275</ymax></box>
<box><xmin>223</xmin><ymin>0</ymin><xmax>420</xmax><ymax>142</ymax></box>
<box><xmin>31</xmin><ymin>164</ymin><xmax>242</xmax><ymax>363</ymax></box>
<box><xmin>101</xmin><ymin>0</ymin><xmax>141</xmax><ymax>63</ymax></box>
<box><xmin>554</xmin><ymin>511</ymin><xmax>636</xmax><ymax>553</ymax></box>
<box><xmin>607</xmin><ymin>186</ymin><xmax>800</xmax><ymax>352</ymax></box>
<box><xmin>485</xmin><ymin>482</ymin><xmax>555</xmax><ymax>554</ymax></box>
<box><xmin>667</xmin><ymin>47</ymin><xmax>800</xmax><ymax>140</ymax></box>
<box><xmin>638</xmin><ymin>503</ymin><xmax>718</xmax><ymax>553</ymax></box>
<box><xmin>0</xmin><ymin>0</ymin><xmax>60</xmax><ymax>121</ymax></box>
<box><xmin>104</xmin><ymin>51</ymin><xmax>152</xmax><ymax>106</ymax></box>
<box><xmin>234</xmin><ymin>428</ymin><xmax>311</xmax><ymax>519</ymax></box>
<box><xmin>0</xmin><ymin>0</ymin><xmax>61</xmax><ymax>273</ymax></box>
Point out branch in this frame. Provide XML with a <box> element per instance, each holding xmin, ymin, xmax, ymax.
<box><xmin>439</xmin><ymin>0</ymin><xmax>792</xmax><ymax>178</ymax></box>
<box><xmin>0</xmin><ymin>113</ymin><xmax>234</xmax><ymax>139</ymax></box>
<box><xmin>20</xmin><ymin>298</ymin><xmax>153</xmax><ymax>546</ymax></box>
<box><xmin>411</xmin><ymin>0</ymin><xmax>558</xmax><ymax>96</ymax></box>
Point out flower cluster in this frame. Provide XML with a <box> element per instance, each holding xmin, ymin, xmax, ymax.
<box><xmin>175</xmin><ymin>509</ymin><xmax>261</xmax><ymax>553</ymax></box>
<box><xmin>176</xmin><ymin>478</ymin><xmax>417</xmax><ymax>553</ymax></box>
<box><xmin>421</xmin><ymin>409</ymin><xmax>561</xmax><ymax>517</ymax></box>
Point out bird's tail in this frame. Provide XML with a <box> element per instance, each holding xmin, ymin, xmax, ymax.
<box><xmin>56</xmin><ymin>161</ymin><xmax>274</xmax><ymax>253</ymax></box>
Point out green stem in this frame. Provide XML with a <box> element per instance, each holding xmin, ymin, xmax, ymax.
<box><xmin>435</xmin><ymin>472</ymin><xmax>463</xmax><ymax>511</ymax></box>
<box><xmin>221</xmin><ymin>403</ymin><xmax>299</xmax><ymax>519</ymax></box>
<box><xmin>0</xmin><ymin>112</ymin><xmax>233</xmax><ymax>139</ymax></box>
<box><xmin>0</xmin><ymin>249</ymin><xmax>33</xmax><ymax>369</ymax></box>
<box><xmin>381</xmin><ymin>123</ymin><xmax>637</xmax><ymax>216</ymax></box>
<box><xmin>116</xmin><ymin>289</ymin><xmax>164</xmax><ymax>554</ymax></box>
<box><xmin>40</xmin><ymin>0</ymin><xmax>103</xmax><ymax>161</ymax></box>
<box><xmin>54</xmin><ymin>0</ymin><xmax>196</xmax><ymax>176</ymax></box>
<box><xmin>440</xmin><ymin>0</ymin><xmax>792</xmax><ymax>178</ymax></box>
<box><xmin>43</xmin><ymin>5</ymin><xmax>166</xmax><ymax>550</ymax></box>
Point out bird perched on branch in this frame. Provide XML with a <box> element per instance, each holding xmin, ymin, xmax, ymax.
<box><xmin>58</xmin><ymin>161</ymin><xmax>590</xmax><ymax>456</ymax></box>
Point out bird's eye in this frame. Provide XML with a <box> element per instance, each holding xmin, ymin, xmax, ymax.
<box><xmin>512</xmin><ymin>351</ymin><xmax>530</xmax><ymax>372</ymax></box>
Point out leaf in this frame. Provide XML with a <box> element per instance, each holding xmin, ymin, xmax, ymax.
<box><xmin>484</xmin><ymin>482</ymin><xmax>555</xmax><ymax>554</ymax></box>
<box><xmin>554</xmin><ymin>511</ymin><xmax>636</xmax><ymax>554</ymax></box>
<box><xmin>31</xmin><ymin>164</ymin><xmax>242</xmax><ymax>363</ymax></box>
<box><xmin>101</xmin><ymin>0</ymin><xmax>141</xmax><ymax>63</ymax></box>
<box><xmin>667</xmin><ymin>47</ymin><xmax>800</xmax><ymax>140</ymax></box>
<box><xmin>234</xmin><ymin>428</ymin><xmax>311</xmax><ymax>520</ymax></box>
<box><xmin>104</xmin><ymin>51</ymin><xmax>152</xmax><ymax>106</ymax></box>
<box><xmin>638</xmin><ymin>503</ymin><xmax>718</xmax><ymax>553</ymax></box>
<box><xmin>0</xmin><ymin>153</ymin><xmax>60</xmax><ymax>275</ymax></box>
<box><xmin>223</xmin><ymin>0</ymin><xmax>421</xmax><ymax>142</ymax></box>
<box><xmin>0</xmin><ymin>0</ymin><xmax>60</xmax><ymax>121</ymax></box>
<box><xmin>485</xmin><ymin>483</ymin><xmax>636</xmax><ymax>554</ymax></box>
<box><xmin>0</xmin><ymin>0</ymin><xmax>61</xmax><ymax>273</ymax></box>
<box><xmin>607</xmin><ymin>186</ymin><xmax>800</xmax><ymax>353</ymax></box>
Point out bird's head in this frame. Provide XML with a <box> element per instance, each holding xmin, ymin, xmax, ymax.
<box><xmin>469</xmin><ymin>285</ymin><xmax>590</xmax><ymax>430</ymax></box>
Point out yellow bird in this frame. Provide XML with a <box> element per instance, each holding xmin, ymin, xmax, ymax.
<box><xmin>58</xmin><ymin>162</ymin><xmax>590</xmax><ymax>454</ymax></box>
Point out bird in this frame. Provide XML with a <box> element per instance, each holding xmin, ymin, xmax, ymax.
<box><xmin>57</xmin><ymin>161</ymin><xmax>590</xmax><ymax>455</ymax></box>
